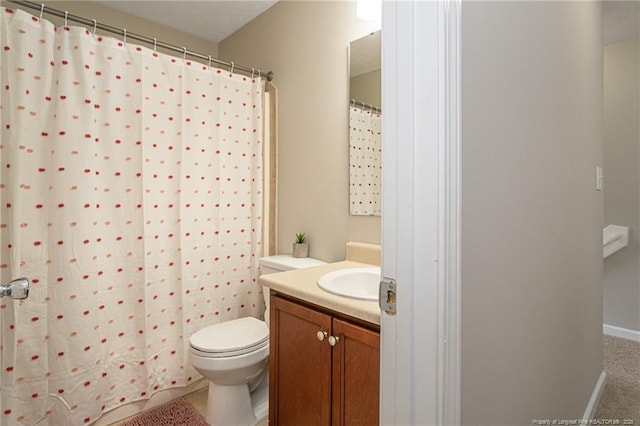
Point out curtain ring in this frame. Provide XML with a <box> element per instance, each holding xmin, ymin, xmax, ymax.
<box><xmin>39</xmin><ymin>3</ymin><xmax>44</xmax><ymax>22</ymax></box>
<box><xmin>182</xmin><ymin>47</ymin><xmax>187</xmax><ymax>62</ymax></box>
<box><xmin>257</xmin><ymin>69</ymin><xmax>261</xmax><ymax>80</ymax></box>
<box><xmin>229</xmin><ymin>61</ymin><xmax>235</xmax><ymax>74</ymax></box>
<box><xmin>91</xmin><ymin>19</ymin><xmax>97</xmax><ymax>36</ymax></box>
<box><xmin>122</xmin><ymin>28</ymin><xmax>127</xmax><ymax>44</ymax></box>
<box><xmin>251</xmin><ymin>68</ymin><xmax>255</xmax><ymax>79</ymax></box>
<box><xmin>208</xmin><ymin>55</ymin><xmax>212</xmax><ymax>69</ymax></box>
<box><xmin>64</xmin><ymin>11</ymin><xmax>68</xmax><ymax>27</ymax></box>
<box><xmin>153</xmin><ymin>37</ymin><xmax>157</xmax><ymax>52</ymax></box>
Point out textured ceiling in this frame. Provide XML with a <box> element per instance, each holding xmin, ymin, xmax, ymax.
<box><xmin>96</xmin><ymin>1</ymin><xmax>279</xmax><ymax>43</ymax></box>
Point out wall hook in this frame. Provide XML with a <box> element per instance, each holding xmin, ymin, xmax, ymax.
<box><xmin>0</xmin><ymin>278</ymin><xmax>29</xmax><ymax>300</ymax></box>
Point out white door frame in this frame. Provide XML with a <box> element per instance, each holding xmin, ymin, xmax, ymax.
<box><xmin>380</xmin><ymin>1</ymin><xmax>461</xmax><ymax>424</ymax></box>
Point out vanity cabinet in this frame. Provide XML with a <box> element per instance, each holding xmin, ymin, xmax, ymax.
<box><xmin>269</xmin><ymin>294</ymin><xmax>380</xmax><ymax>426</ymax></box>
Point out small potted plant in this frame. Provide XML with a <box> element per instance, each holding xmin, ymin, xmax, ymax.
<box><xmin>292</xmin><ymin>232</ymin><xmax>309</xmax><ymax>258</ymax></box>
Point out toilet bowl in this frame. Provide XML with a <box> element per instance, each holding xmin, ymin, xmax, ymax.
<box><xmin>188</xmin><ymin>255</ymin><xmax>326</xmax><ymax>426</ymax></box>
<box><xmin>189</xmin><ymin>317</ymin><xmax>270</xmax><ymax>425</ymax></box>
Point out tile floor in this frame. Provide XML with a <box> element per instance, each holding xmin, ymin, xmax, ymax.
<box><xmin>114</xmin><ymin>387</ymin><xmax>269</xmax><ymax>426</ymax></box>
<box><xmin>183</xmin><ymin>387</ymin><xmax>208</xmax><ymax>419</ymax></box>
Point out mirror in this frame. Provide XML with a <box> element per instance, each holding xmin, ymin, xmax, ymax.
<box><xmin>348</xmin><ymin>30</ymin><xmax>381</xmax><ymax>216</ymax></box>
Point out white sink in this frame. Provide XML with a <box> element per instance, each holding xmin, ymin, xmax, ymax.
<box><xmin>317</xmin><ymin>267</ymin><xmax>381</xmax><ymax>301</ymax></box>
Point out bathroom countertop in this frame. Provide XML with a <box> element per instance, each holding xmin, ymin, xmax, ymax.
<box><xmin>259</xmin><ymin>260</ymin><xmax>381</xmax><ymax>326</ymax></box>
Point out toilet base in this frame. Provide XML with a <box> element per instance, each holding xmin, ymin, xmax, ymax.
<box><xmin>206</xmin><ymin>381</ymin><xmax>258</xmax><ymax>426</ymax></box>
<box><xmin>250</xmin><ymin>371</ymin><xmax>269</xmax><ymax>422</ymax></box>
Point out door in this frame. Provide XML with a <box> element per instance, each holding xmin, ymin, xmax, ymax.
<box><xmin>381</xmin><ymin>0</ymin><xmax>461</xmax><ymax>424</ymax></box>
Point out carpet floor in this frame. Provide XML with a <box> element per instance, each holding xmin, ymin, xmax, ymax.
<box><xmin>593</xmin><ymin>335</ymin><xmax>640</xmax><ymax>422</ymax></box>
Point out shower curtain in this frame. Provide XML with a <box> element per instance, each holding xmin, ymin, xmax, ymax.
<box><xmin>0</xmin><ymin>7</ymin><xmax>263</xmax><ymax>425</ymax></box>
<box><xmin>349</xmin><ymin>106</ymin><xmax>381</xmax><ymax>216</ymax></box>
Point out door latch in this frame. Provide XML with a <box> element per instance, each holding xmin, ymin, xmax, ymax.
<box><xmin>379</xmin><ymin>278</ymin><xmax>396</xmax><ymax>315</ymax></box>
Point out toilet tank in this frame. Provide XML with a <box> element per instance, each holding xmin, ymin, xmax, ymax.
<box><xmin>258</xmin><ymin>255</ymin><xmax>326</xmax><ymax>325</ymax></box>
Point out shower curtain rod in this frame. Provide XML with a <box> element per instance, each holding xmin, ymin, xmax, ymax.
<box><xmin>7</xmin><ymin>0</ymin><xmax>275</xmax><ymax>81</ymax></box>
<box><xmin>351</xmin><ymin>99</ymin><xmax>381</xmax><ymax>113</ymax></box>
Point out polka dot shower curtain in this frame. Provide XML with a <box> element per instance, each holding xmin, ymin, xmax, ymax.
<box><xmin>349</xmin><ymin>106</ymin><xmax>381</xmax><ymax>216</ymax></box>
<box><xmin>0</xmin><ymin>7</ymin><xmax>263</xmax><ymax>425</ymax></box>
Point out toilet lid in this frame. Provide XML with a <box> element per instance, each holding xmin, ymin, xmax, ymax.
<box><xmin>190</xmin><ymin>317</ymin><xmax>269</xmax><ymax>354</ymax></box>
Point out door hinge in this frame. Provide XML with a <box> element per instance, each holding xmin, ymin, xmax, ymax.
<box><xmin>379</xmin><ymin>278</ymin><xmax>396</xmax><ymax>315</ymax></box>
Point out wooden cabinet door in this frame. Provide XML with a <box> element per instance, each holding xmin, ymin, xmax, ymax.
<box><xmin>270</xmin><ymin>296</ymin><xmax>332</xmax><ymax>426</ymax></box>
<box><xmin>331</xmin><ymin>318</ymin><xmax>380</xmax><ymax>426</ymax></box>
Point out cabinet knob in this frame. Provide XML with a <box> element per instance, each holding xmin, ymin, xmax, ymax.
<box><xmin>328</xmin><ymin>335</ymin><xmax>340</xmax><ymax>346</ymax></box>
<box><xmin>317</xmin><ymin>331</ymin><xmax>327</xmax><ymax>341</ymax></box>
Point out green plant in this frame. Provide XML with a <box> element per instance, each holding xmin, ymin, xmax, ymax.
<box><xmin>295</xmin><ymin>232</ymin><xmax>306</xmax><ymax>244</ymax></box>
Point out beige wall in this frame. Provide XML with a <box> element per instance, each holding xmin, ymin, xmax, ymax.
<box><xmin>3</xmin><ymin>1</ymin><xmax>219</xmax><ymax>59</ymax></box>
<box><xmin>219</xmin><ymin>1</ymin><xmax>380</xmax><ymax>262</ymax></box>
<box><xmin>460</xmin><ymin>2</ymin><xmax>603</xmax><ymax>424</ymax></box>
<box><xmin>603</xmin><ymin>37</ymin><xmax>640</xmax><ymax>333</ymax></box>
<box><xmin>350</xmin><ymin>68</ymin><xmax>381</xmax><ymax>107</ymax></box>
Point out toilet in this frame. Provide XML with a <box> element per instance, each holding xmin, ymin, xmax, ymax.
<box><xmin>188</xmin><ymin>255</ymin><xmax>326</xmax><ymax>426</ymax></box>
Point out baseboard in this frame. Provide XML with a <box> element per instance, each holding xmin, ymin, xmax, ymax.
<box><xmin>582</xmin><ymin>371</ymin><xmax>607</xmax><ymax>422</ymax></box>
<box><xmin>603</xmin><ymin>324</ymin><xmax>640</xmax><ymax>342</ymax></box>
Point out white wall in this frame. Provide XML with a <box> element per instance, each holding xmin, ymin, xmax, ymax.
<box><xmin>219</xmin><ymin>1</ymin><xmax>381</xmax><ymax>262</ymax></box>
<box><xmin>460</xmin><ymin>2</ymin><xmax>604</xmax><ymax>424</ymax></box>
<box><xmin>603</xmin><ymin>37</ymin><xmax>640</xmax><ymax>334</ymax></box>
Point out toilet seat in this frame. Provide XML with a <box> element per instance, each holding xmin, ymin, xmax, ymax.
<box><xmin>190</xmin><ymin>317</ymin><xmax>269</xmax><ymax>358</ymax></box>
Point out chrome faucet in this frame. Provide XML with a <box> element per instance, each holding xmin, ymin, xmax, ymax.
<box><xmin>0</xmin><ymin>278</ymin><xmax>29</xmax><ymax>300</ymax></box>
